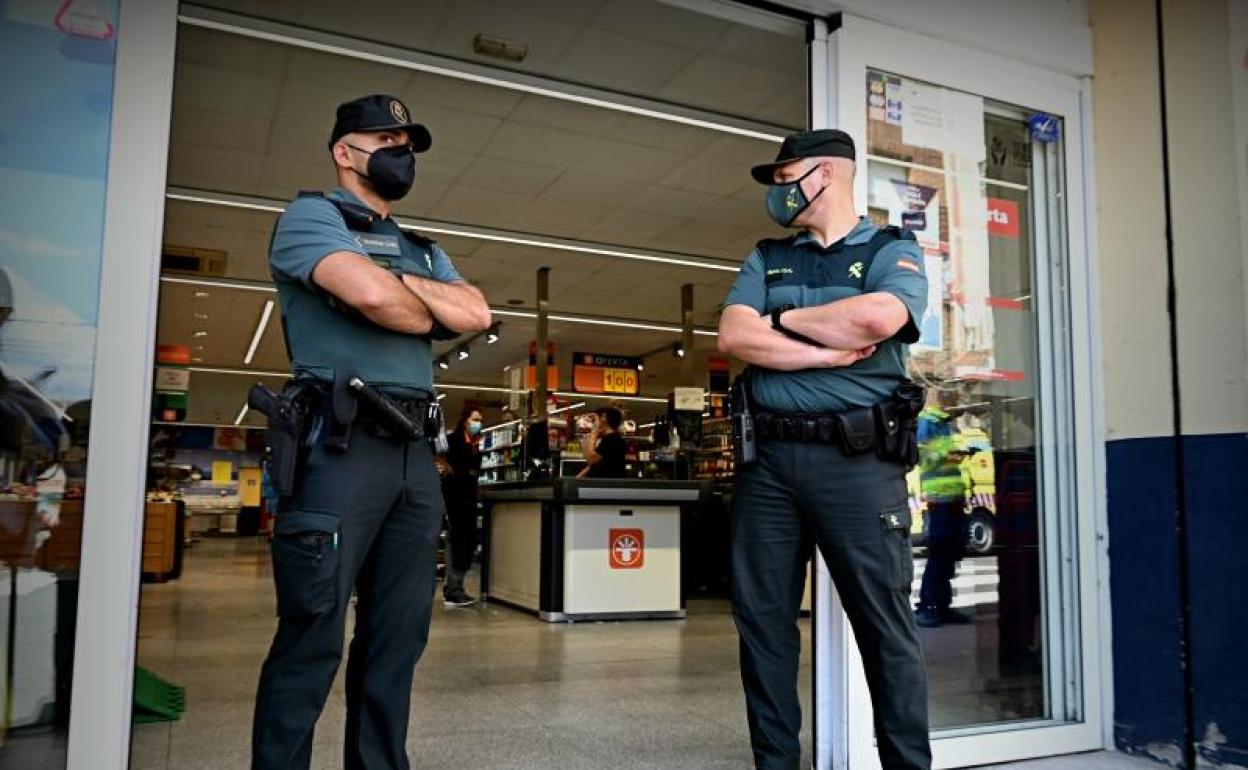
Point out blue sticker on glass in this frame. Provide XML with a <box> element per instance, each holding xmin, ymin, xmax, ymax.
<box><xmin>1028</xmin><ymin>112</ymin><xmax>1060</xmax><ymax>144</ymax></box>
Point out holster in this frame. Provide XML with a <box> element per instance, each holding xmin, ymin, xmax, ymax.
<box><xmin>323</xmin><ymin>371</ymin><xmax>358</xmax><ymax>453</ymax></box>
<box><xmin>873</xmin><ymin>380</ymin><xmax>925</xmax><ymax>467</ymax></box>
<box><xmin>248</xmin><ymin>381</ymin><xmax>313</xmax><ymax>498</ymax></box>
<box><xmin>730</xmin><ymin>373</ymin><xmax>757</xmax><ymax>467</ymax></box>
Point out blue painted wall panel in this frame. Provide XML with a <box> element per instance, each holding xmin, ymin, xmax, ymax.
<box><xmin>1183</xmin><ymin>433</ymin><xmax>1248</xmax><ymax>767</ymax></box>
<box><xmin>1106</xmin><ymin>436</ymin><xmax>1186</xmax><ymax>755</ymax></box>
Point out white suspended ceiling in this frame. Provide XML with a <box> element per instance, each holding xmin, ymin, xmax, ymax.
<box><xmin>158</xmin><ymin>0</ymin><xmax>806</xmax><ymax>426</ymax></box>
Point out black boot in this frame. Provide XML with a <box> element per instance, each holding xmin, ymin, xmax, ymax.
<box><xmin>443</xmin><ymin>570</ymin><xmax>476</xmax><ymax>608</ymax></box>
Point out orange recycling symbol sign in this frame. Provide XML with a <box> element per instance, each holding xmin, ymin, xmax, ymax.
<box><xmin>609</xmin><ymin>528</ymin><xmax>644</xmax><ymax>570</ymax></box>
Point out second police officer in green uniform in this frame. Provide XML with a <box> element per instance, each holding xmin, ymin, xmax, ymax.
<box><xmin>718</xmin><ymin>129</ymin><xmax>932</xmax><ymax>770</ymax></box>
<box><xmin>251</xmin><ymin>95</ymin><xmax>492</xmax><ymax>770</ymax></box>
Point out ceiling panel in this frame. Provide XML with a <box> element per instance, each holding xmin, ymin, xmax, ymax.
<box><xmin>401</xmin><ymin>71</ymin><xmax>525</xmax><ymax>119</ymax></box>
<box><xmin>188</xmin><ymin>0</ymin><xmax>806</xmax><ymax>127</ymax></box>
<box><xmin>285</xmin><ymin>48</ymin><xmax>412</xmax><ymax>94</ymax></box>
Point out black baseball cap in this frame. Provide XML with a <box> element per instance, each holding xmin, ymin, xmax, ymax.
<box><xmin>750</xmin><ymin>129</ymin><xmax>856</xmax><ymax>184</ymax></box>
<box><xmin>327</xmin><ymin>94</ymin><xmax>432</xmax><ymax>152</ymax></box>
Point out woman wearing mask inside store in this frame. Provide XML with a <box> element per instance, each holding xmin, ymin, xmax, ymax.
<box><xmin>439</xmin><ymin>407</ymin><xmax>484</xmax><ymax>607</ymax></box>
<box><xmin>578</xmin><ymin>406</ymin><xmax>628</xmax><ymax>479</ymax></box>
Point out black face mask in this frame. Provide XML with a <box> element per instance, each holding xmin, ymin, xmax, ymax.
<box><xmin>346</xmin><ymin>143</ymin><xmax>416</xmax><ymax>201</ymax></box>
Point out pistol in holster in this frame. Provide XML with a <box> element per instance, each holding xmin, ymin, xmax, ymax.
<box><xmin>873</xmin><ymin>380</ymin><xmax>926</xmax><ymax>468</ymax></box>
<box><xmin>248</xmin><ymin>381</ymin><xmax>313</xmax><ymax>498</ymax></box>
<box><xmin>730</xmin><ymin>372</ymin><xmax>758</xmax><ymax>468</ymax></box>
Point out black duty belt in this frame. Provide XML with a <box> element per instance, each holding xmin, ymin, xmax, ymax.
<box><xmin>754</xmin><ymin>405</ymin><xmax>880</xmax><ymax>455</ymax></box>
<box><xmin>302</xmin><ymin>381</ymin><xmax>433</xmax><ymax>442</ymax></box>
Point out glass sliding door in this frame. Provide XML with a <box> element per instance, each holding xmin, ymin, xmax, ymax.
<box><xmin>818</xmin><ymin>14</ymin><xmax>1106</xmax><ymax>770</ymax></box>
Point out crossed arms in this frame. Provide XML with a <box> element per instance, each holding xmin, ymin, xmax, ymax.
<box><xmin>716</xmin><ymin>293</ymin><xmax>910</xmax><ymax>370</ymax></box>
<box><xmin>311</xmin><ymin>251</ymin><xmax>492</xmax><ymax>335</ymax></box>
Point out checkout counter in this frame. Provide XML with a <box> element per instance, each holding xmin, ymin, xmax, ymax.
<box><xmin>481</xmin><ymin>478</ymin><xmax>710</xmax><ymax>622</ymax></box>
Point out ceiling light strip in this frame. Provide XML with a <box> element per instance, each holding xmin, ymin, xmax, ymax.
<box><xmin>182</xmin><ymin>366</ymin><xmax>674</xmax><ymax>405</ymax></box>
<box><xmin>177</xmin><ymin>4</ymin><xmax>790</xmax><ymax>143</ymax></box>
<box><xmin>434</xmin><ymin>383</ymin><xmax>521</xmax><ymax>395</ymax></box>
<box><xmin>160</xmin><ymin>275</ymin><xmax>276</xmax><ymax>293</ymax></box>
<box><xmin>411</xmin><ymin>223</ymin><xmax>739</xmax><ymax>273</ymax></box>
<box><xmin>243</xmin><ymin>299</ymin><xmax>274</xmax><ymax>365</ymax></box>
<box><xmin>152</xmin><ymin>420</ymin><xmax>259</xmax><ymax>429</ymax></box>
<box><xmin>553</xmin><ymin>390</ymin><xmax>669</xmax><ymax>404</ymax></box>
<box><xmin>158</xmin><ymin>276</ymin><xmax>718</xmax><ymax>337</ymax></box>
<box><xmin>190</xmin><ymin>366</ymin><xmax>288</xmax><ymax>378</ymax></box>
<box><xmin>164</xmin><ymin>188</ymin><xmax>740</xmax><ymax>273</ymax></box>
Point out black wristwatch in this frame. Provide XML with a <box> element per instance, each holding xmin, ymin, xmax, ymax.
<box><xmin>770</xmin><ymin>304</ymin><xmax>796</xmax><ymax>334</ymax></box>
<box><xmin>770</xmin><ymin>304</ymin><xmax>823</xmax><ymax>347</ymax></box>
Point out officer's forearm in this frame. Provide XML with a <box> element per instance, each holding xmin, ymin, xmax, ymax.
<box><xmin>782</xmin><ymin>293</ymin><xmax>908</xmax><ymax>349</ymax></box>
<box><xmin>402</xmin><ymin>276</ymin><xmax>493</xmax><ymax>333</ymax></box>
<box><xmin>361</xmin><ymin>295</ymin><xmax>435</xmax><ymax>335</ymax></box>
<box><xmin>311</xmin><ymin>251</ymin><xmax>436</xmax><ymax>334</ymax></box>
<box><xmin>718</xmin><ymin>306</ymin><xmax>866</xmax><ymax>371</ymax></box>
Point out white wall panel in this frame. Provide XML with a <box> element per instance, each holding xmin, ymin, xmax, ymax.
<box><xmin>1164</xmin><ymin>0</ymin><xmax>1248</xmax><ymax>434</ymax></box>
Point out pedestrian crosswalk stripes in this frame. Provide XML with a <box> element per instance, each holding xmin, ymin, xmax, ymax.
<box><xmin>912</xmin><ymin>556</ymin><xmax>1000</xmax><ymax>610</ymax></box>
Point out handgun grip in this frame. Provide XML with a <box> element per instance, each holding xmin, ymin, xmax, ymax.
<box><xmin>248</xmin><ymin>382</ymin><xmax>280</xmax><ymax>415</ymax></box>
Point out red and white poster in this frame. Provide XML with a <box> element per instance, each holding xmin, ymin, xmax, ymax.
<box><xmin>609</xmin><ymin>529</ymin><xmax>644</xmax><ymax>570</ymax></box>
<box><xmin>987</xmin><ymin>198</ymin><xmax>1020</xmax><ymax>239</ymax></box>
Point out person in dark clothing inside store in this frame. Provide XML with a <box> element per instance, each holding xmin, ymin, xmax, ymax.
<box><xmin>440</xmin><ymin>407</ymin><xmax>483</xmax><ymax>608</ymax></box>
<box><xmin>579</xmin><ymin>406</ymin><xmax>627</xmax><ymax>479</ymax></box>
<box><xmin>718</xmin><ymin>129</ymin><xmax>931</xmax><ymax>770</ymax></box>
<box><xmin>250</xmin><ymin>94</ymin><xmax>491</xmax><ymax>770</ymax></box>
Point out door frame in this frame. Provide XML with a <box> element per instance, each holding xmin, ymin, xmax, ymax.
<box><xmin>810</xmin><ymin>12</ymin><xmax>1112</xmax><ymax>770</ymax></box>
<box><xmin>66</xmin><ymin>0</ymin><xmax>178</xmax><ymax>768</ymax></box>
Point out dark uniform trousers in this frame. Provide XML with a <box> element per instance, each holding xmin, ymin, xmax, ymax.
<box><xmin>918</xmin><ymin>500</ymin><xmax>967</xmax><ymax>611</ymax></box>
<box><xmin>733</xmin><ymin>440</ymin><xmax>931</xmax><ymax>770</ymax></box>
<box><xmin>252</xmin><ymin>429</ymin><xmax>443</xmax><ymax>770</ymax></box>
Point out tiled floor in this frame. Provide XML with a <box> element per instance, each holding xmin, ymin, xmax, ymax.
<box><xmin>127</xmin><ymin>537</ymin><xmax>802</xmax><ymax>769</ymax></box>
<box><xmin>0</xmin><ymin>538</ymin><xmax>1152</xmax><ymax>769</ymax></box>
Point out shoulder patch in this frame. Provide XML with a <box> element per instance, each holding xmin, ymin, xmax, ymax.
<box><xmin>896</xmin><ymin>259</ymin><xmax>921</xmax><ymax>273</ymax></box>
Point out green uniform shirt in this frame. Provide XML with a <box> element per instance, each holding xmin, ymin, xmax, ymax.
<box><xmin>269</xmin><ymin>188</ymin><xmax>462</xmax><ymax>393</ymax></box>
<box><xmin>724</xmin><ymin>217</ymin><xmax>928</xmax><ymax>414</ymax></box>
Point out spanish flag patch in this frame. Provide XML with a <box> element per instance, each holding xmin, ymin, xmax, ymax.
<box><xmin>896</xmin><ymin>260</ymin><xmax>920</xmax><ymax>272</ymax></box>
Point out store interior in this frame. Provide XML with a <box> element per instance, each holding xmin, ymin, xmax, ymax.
<box><xmin>0</xmin><ymin>2</ymin><xmax>1052</xmax><ymax>768</ymax></box>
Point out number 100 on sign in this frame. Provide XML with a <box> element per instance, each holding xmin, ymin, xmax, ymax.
<box><xmin>601</xmin><ymin>368</ymin><xmax>638</xmax><ymax>395</ymax></box>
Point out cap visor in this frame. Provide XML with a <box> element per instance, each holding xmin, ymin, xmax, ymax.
<box><xmin>365</xmin><ymin>122</ymin><xmax>433</xmax><ymax>152</ymax></box>
<box><xmin>750</xmin><ymin>162</ymin><xmax>785</xmax><ymax>184</ymax></box>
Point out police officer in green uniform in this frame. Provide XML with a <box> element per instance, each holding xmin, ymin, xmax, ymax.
<box><xmin>718</xmin><ymin>129</ymin><xmax>931</xmax><ymax>770</ymax></box>
<box><xmin>251</xmin><ymin>95</ymin><xmax>491</xmax><ymax>770</ymax></box>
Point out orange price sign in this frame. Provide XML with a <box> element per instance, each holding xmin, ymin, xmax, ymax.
<box><xmin>572</xmin><ymin>352</ymin><xmax>642</xmax><ymax>396</ymax></box>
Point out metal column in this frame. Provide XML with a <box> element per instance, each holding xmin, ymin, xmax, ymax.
<box><xmin>536</xmin><ymin>266</ymin><xmax>550</xmax><ymax>418</ymax></box>
<box><xmin>681</xmin><ymin>283</ymin><xmax>695</xmax><ymax>384</ymax></box>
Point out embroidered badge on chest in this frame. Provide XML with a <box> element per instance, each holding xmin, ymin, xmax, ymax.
<box><xmin>849</xmin><ymin>261</ymin><xmax>865</xmax><ymax>279</ymax></box>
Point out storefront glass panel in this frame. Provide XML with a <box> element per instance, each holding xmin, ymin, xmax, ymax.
<box><xmin>864</xmin><ymin>69</ymin><xmax>1064</xmax><ymax>730</ymax></box>
<box><xmin>0</xmin><ymin>2</ymin><xmax>119</xmax><ymax>767</ymax></box>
